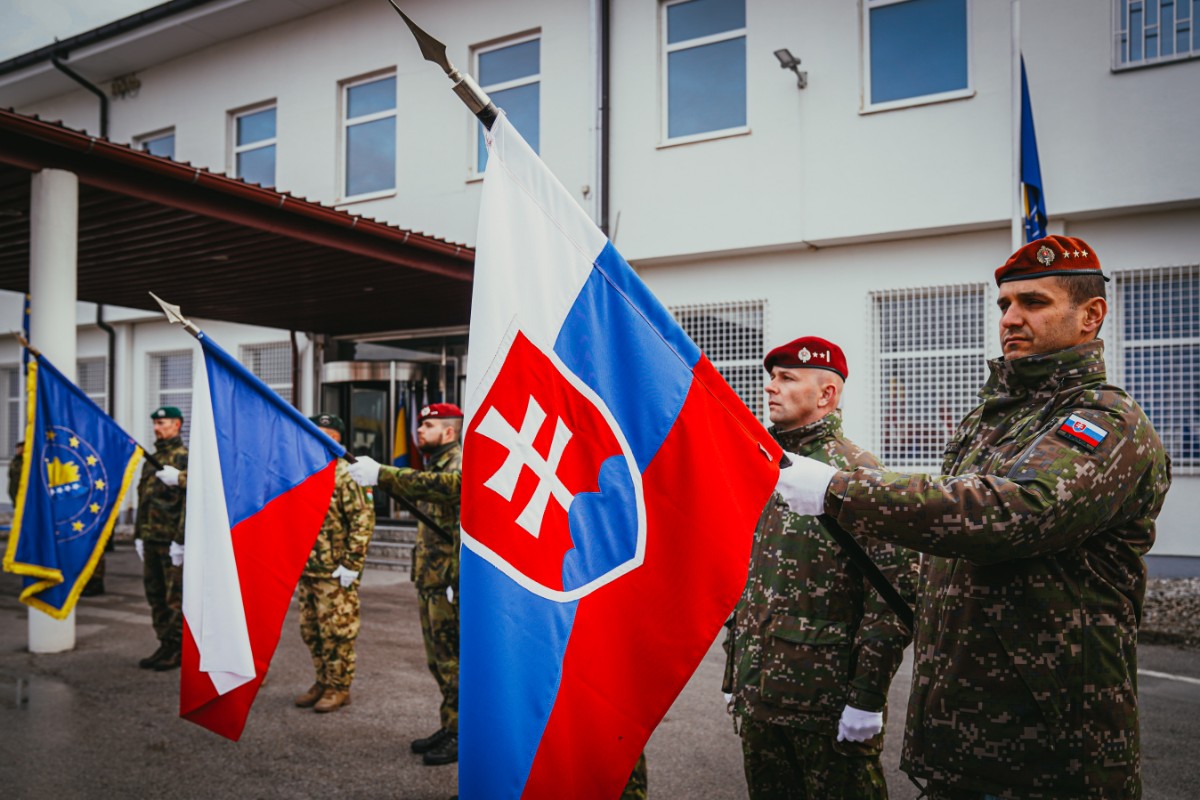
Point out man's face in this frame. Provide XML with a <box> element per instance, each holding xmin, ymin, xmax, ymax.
<box><xmin>318</xmin><ymin>426</ymin><xmax>342</xmax><ymax>444</ymax></box>
<box><xmin>415</xmin><ymin>418</ymin><xmax>455</xmax><ymax>453</ymax></box>
<box><xmin>153</xmin><ymin>417</ymin><xmax>182</xmax><ymax>440</ymax></box>
<box><xmin>997</xmin><ymin>277</ymin><xmax>1102</xmax><ymax>360</ymax></box>
<box><xmin>765</xmin><ymin>367</ymin><xmax>833</xmax><ymax>431</ymax></box>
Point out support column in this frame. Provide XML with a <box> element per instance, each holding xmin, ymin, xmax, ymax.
<box><xmin>28</xmin><ymin>168</ymin><xmax>79</xmax><ymax>653</ymax></box>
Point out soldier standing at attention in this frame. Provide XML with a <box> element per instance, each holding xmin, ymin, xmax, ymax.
<box><xmin>294</xmin><ymin>414</ymin><xmax>376</xmax><ymax>713</ymax></box>
<box><xmin>724</xmin><ymin>336</ymin><xmax>918</xmax><ymax>800</ymax></box>
<box><xmin>134</xmin><ymin>406</ymin><xmax>189</xmax><ymax>671</ymax></box>
<box><xmin>7</xmin><ymin>439</ymin><xmax>23</xmax><ymax>504</ymax></box>
<box><xmin>775</xmin><ymin>236</ymin><xmax>1172</xmax><ymax>800</ymax></box>
<box><xmin>348</xmin><ymin>403</ymin><xmax>462</xmax><ymax>767</ymax></box>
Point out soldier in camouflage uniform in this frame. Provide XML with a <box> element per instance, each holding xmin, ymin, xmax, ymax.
<box><xmin>776</xmin><ymin>236</ymin><xmax>1172</xmax><ymax>800</ymax></box>
<box><xmin>349</xmin><ymin>402</ymin><xmax>463</xmax><ymax>767</ymax></box>
<box><xmin>134</xmin><ymin>406</ymin><xmax>189</xmax><ymax>671</ymax></box>
<box><xmin>294</xmin><ymin>414</ymin><xmax>375</xmax><ymax>713</ymax></box>
<box><xmin>7</xmin><ymin>440</ymin><xmax>22</xmax><ymax>504</ymax></box>
<box><xmin>724</xmin><ymin>336</ymin><xmax>918</xmax><ymax>800</ymax></box>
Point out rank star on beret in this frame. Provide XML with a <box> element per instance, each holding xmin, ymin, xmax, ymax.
<box><xmin>151</xmin><ymin>406</ymin><xmax>183</xmax><ymax>420</ymax></box>
<box><xmin>995</xmin><ymin>234</ymin><xmax>1108</xmax><ymax>286</ymax></box>
<box><xmin>763</xmin><ymin>336</ymin><xmax>849</xmax><ymax>381</ymax></box>
<box><xmin>309</xmin><ymin>413</ymin><xmax>345</xmax><ymax>436</ymax></box>
<box><xmin>419</xmin><ymin>402</ymin><xmax>464</xmax><ymax>420</ymax></box>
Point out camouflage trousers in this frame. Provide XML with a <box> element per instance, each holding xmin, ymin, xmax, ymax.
<box><xmin>620</xmin><ymin>752</ymin><xmax>648</xmax><ymax>800</ymax></box>
<box><xmin>418</xmin><ymin>586</ymin><xmax>459</xmax><ymax>733</ymax></box>
<box><xmin>142</xmin><ymin>541</ymin><xmax>182</xmax><ymax>646</ymax></box>
<box><xmin>740</xmin><ymin>719</ymin><xmax>887</xmax><ymax>800</ymax></box>
<box><xmin>298</xmin><ymin>577</ymin><xmax>361</xmax><ymax>691</ymax></box>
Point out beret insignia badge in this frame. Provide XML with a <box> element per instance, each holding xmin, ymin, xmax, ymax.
<box><xmin>797</xmin><ymin>347</ymin><xmax>811</xmax><ymax>363</ymax></box>
<box><xmin>1036</xmin><ymin>245</ymin><xmax>1055</xmax><ymax>266</ymax></box>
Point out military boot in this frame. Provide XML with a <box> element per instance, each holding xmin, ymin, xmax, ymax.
<box><xmin>138</xmin><ymin>643</ymin><xmax>169</xmax><ymax>669</ymax></box>
<box><xmin>422</xmin><ymin>732</ymin><xmax>458</xmax><ymax>766</ymax></box>
<box><xmin>313</xmin><ymin>688</ymin><xmax>351</xmax><ymax>713</ymax></box>
<box><xmin>153</xmin><ymin>643</ymin><xmax>182</xmax><ymax>671</ymax></box>
<box><xmin>294</xmin><ymin>683</ymin><xmax>325</xmax><ymax>708</ymax></box>
<box><xmin>410</xmin><ymin>727</ymin><xmax>449</xmax><ymax>754</ymax></box>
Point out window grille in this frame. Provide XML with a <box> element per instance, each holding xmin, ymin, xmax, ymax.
<box><xmin>148</xmin><ymin>350</ymin><xmax>193</xmax><ymax>442</ymax></box>
<box><xmin>1111</xmin><ymin>265</ymin><xmax>1200</xmax><ymax>473</ymax></box>
<box><xmin>1</xmin><ymin>365</ymin><xmax>20</xmax><ymax>460</ymax></box>
<box><xmin>871</xmin><ymin>284</ymin><xmax>988</xmax><ymax>470</ymax></box>
<box><xmin>240</xmin><ymin>342</ymin><xmax>293</xmax><ymax>405</ymax></box>
<box><xmin>1113</xmin><ymin>0</ymin><xmax>1200</xmax><ymax>69</ymax></box>
<box><xmin>671</xmin><ymin>299</ymin><xmax>766</xmax><ymax>421</ymax></box>
<box><xmin>77</xmin><ymin>357</ymin><xmax>107</xmax><ymax>411</ymax></box>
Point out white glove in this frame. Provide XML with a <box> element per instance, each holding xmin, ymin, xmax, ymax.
<box><xmin>447</xmin><ymin>585</ymin><xmax>455</xmax><ymax>604</ymax></box>
<box><xmin>134</xmin><ymin>539</ymin><xmax>144</xmax><ymax>562</ymax></box>
<box><xmin>155</xmin><ymin>465</ymin><xmax>181</xmax><ymax>487</ymax></box>
<box><xmin>168</xmin><ymin>541</ymin><xmax>184</xmax><ymax>567</ymax></box>
<box><xmin>347</xmin><ymin>456</ymin><xmax>381</xmax><ymax>487</ymax></box>
<box><xmin>332</xmin><ymin>565</ymin><xmax>359</xmax><ymax>589</ymax></box>
<box><xmin>775</xmin><ymin>452</ymin><xmax>839</xmax><ymax>517</ymax></box>
<box><xmin>723</xmin><ymin>692</ymin><xmax>733</xmax><ymax>706</ymax></box>
<box><xmin>837</xmin><ymin>704</ymin><xmax>884</xmax><ymax>742</ymax></box>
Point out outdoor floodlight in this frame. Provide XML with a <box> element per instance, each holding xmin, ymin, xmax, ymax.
<box><xmin>774</xmin><ymin>48</ymin><xmax>807</xmax><ymax>90</ymax></box>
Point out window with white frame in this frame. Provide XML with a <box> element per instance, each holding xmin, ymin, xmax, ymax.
<box><xmin>871</xmin><ymin>284</ymin><xmax>988</xmax><ymax>469</ymax></box>
<box><xmin>136</xmin><ymin>128</ymin><xmax>175</xmax><ymax>159</ymax></box>
<box><xmin>1112</xmin><ymin>265</ymin><xmax>1200</xmax><ymax>472</ymax></box>
<box><xmin>240</xmin><ymin>342</ymin><xmax>292</xmax><ymax>405</ymax></box>
<box><xmin>1114</xmin><ymin>0</ymin><xmax>1200</xmax><ymax>68</ymax></box>
<box><xmin>863</xmin><ymin>0</ymin><xmax>971</xmax><ymax>111</ymax></box>
<box><xmin>475</xmin><ymin>35</ymin><xmax>540</xmax><ymax>174</ymax></box>
<box><xmin>662</xmin><ymin>0</ymin><xmax>747</xmax><ymax>141</ymax></box>
<box><xmin>671</xmin><ymin>299</ymin><xmax>766</xmax><ymax>421</ymax></box>
<box><xmin>77</xmin><ymin>357</ymin><xmax>107</xmax><ymax>412</ymax></box>
<box><xmin>343</xmin><ymin>73</ymin><xmax>397</xmax><ymax>198</ymax></box>
<box><xmin>232</xmin><ymin>104</ymin><xmax>277</xmax><ymax>188</ymax></box>
<box><xmin>148</xmin><ymin>350</ymin><xmax>193</xmax><ymax>441</ymax></box>
<box><xmin>1</xmin><ymin>365</ymin><xmax>20</xmax><ymax>461</ymax></box>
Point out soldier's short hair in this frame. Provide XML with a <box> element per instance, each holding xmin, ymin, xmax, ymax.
<box><xmin>1058</xmin><ymin>273</ymin><xmax>1107</xmax><ymax>307</ymax></box>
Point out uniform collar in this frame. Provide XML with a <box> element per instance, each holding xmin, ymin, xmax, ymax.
<box><xmin>982</xmin><ymin>339</ymin><xmax>1107</xmax><ymax>399</ymax></box>
<box><xmin>425</xmin><ymin>440</ymin><xmax>460</xmax><ymax>464</ymax></box>
<box><xmin>154</xmin><ymin>435</ymin><xmax>184</xmax><ymax>451</ymax></box>
<box><xmin>771</xmin><ymin>409</ymin><xmax>843</xmax><ymax>455</ymax></box>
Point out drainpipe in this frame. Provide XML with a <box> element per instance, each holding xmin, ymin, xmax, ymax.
<box><xmin>50</xmin><ymin>54</ymin><xmax>108</xmax><ymax>138</ymax></box>
<box><xmin>95</xmin><ymin>306</ymin><xmax>116</xmax><ymax>415</ymax></box>
<box><xmin>290</xmin><ymin>330</ymin><xmax>300</xmax><ymax>410</ymax></box>
<box><xmin>598</xmin><ymin>0</ymin><xmax>611</xmax><ymax>235</ymax></box>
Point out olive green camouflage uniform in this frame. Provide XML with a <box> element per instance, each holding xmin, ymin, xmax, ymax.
<box><xmin>377</xmin><ymin>440</ymin><xmax>462</xmax><ymax>733</ymax></box>
<box><xmin>134</xmin><ymin>435</ymin><xmax>188</xmax><ymax>647</ymax></box>
<box><xmin>826</xmin><ymin>341</ymin><xmax>1172</xmax><ymax>799</ymax></box>
<box><xmin>619</xmin><ymin>752</ymin><xmax>647</xmax><ymax>800</ymax></box>
<box><xmin>725</xmin><ymin>411</ymin><xmax>918</xmax><ymax>799</ymax></box>
<box><xmin>299</xmin><ymin>459</ymin><xmax>375</xmax><ymax>691</ymax></box>
<box><xmin>7</xmin><ymin>451</ymin><xmax>21</xmax><ymax>504</ymax></box>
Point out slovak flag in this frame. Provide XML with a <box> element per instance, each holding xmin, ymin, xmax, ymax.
<box><xmin>180</xmin><ymin>332</ymin><xmax>344</xmax><ymax>741</ymax></box>
<box><xmin>460</xmin><ymin>114</ymin><xmax>782</xmax><ymax>797</ymax></box>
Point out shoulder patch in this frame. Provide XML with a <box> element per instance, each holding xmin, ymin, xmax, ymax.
<box><xmin>1055</xmin><ymin>413</ymin><xmax>1110</xmax><ymax>452</ymax></box>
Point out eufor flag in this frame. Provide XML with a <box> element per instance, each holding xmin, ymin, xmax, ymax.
<box><xmin>2</xmin><ymin>353</ymin><xmax>142</xmax><ymax>618</ymax></box>
<box><xmin>1020</xmin><ymin>56</ymin><xmax>1048</xmax><ymax>243</ymax></box>
<box><xmin>180</xmin><ymin>331</ymin><xmax>343</xmax><ymax>741</ymax></box>
<box><xmin>460</xmin><ymin>114</ymin><xmax>782</xmax><ymax>798</ymax></box>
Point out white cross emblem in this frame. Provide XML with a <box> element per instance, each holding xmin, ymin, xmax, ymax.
<box><xmin>475</xmin><ymin>395</ymin><xmax>576</xmax><ymax>537</ymax></box>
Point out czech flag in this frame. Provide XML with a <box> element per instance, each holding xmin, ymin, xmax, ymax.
<box><xmin>459</xmin><ymin>114</ymin><xmax>781</xmax><ymax>797</ymax></box>
<box><xmin>180</xmin><ymin>331</ymin><xmax>344</xmax><ymax>741</ymax></box>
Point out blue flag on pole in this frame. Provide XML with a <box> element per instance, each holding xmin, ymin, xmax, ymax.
<box><xmin>2</xmin><ymin>353</ymin><xmax>143</xmax><ymax>618</ymax></box>
<box><xmin>1020</xmin><ymin>56</ymin><xmax>1048</xmax><ymax>242</ymax></box>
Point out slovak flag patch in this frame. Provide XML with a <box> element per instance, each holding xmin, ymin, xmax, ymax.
<box><xmin>1056</xmin><ymin>412</ymin><xmax>1109</xmax><ymax>451</ymax></box>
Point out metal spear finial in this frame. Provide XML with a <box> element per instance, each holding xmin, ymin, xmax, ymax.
<box><xmin>12</xmin><ymin>330</ymin><xmax>39</xmax><ymax>357</ymax></box>
<box><xmin>149</xmin><ymin>292</ymin><xmax>201</xmax><ymax>337</ymax></box>
<box><xmin>385</xmin><ymin>1</ymin><xmax>499</xmax><ymax>128</ymax></box>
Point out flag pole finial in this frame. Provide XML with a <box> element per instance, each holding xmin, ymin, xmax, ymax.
<box><xmin>385</xmin><ymin>1</ymin><xmax>498</xmax><ymax>129</ymax></box>
<box><xmin>12</xmin><ymin>330</ymin><xmax>39</xmax><ymax>356</ymax></box>
<box><xmin>150</xmin><ymin>292</ymin><xmax>201</xmax><ymax>337</ymax></box>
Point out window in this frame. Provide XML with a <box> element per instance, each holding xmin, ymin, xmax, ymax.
<box><xmin>475</xmin><ymin>35</ymin><xmax>540</xmax><ymax>173</ymax></box>
<box><xmin>863</xmin><ymin>0</ymin><xmax>971</xmax><ymax>111</ymax></box>
<box><xmin>240</xmin><ymin>342</ymin><xmax>292</xmax><ymax>405</ymax></box>
<box><xmin>1114</xmin><ymin>0</ymin><xmax>1200</xmax><ymax>68</ymax></box>
<box><xmin>148</xmin><ymin>350</ymin><xmax>193</xmax><ymax>441</ymax></box>
<box><xmin>871</xmin><ymin>284</ymin><xmax>988</xmax><ymax>469</ymax></box>
<box><xmin>662</xmin><ymin>0</ymin><xmax>747</xmax><ymax>141</ymax></box>
<box><xmin>671</xmin><ymin>299</ymin><xmax>766</xmax><ymax>420</ymax></box>
<box><xmin>1112</xmin><ymin>265</ymin><xmax>1200</xmax><ymax>472</ymax></box>
<box><xmin>343</xmin><ymin>73</ymin><xmax>397</xmax><ymax>198</ymax></box>
<box><xmin>0</xmin><ymin>365</ymin><xmax>20</xmax><ymax>461</ymax></box>
<box><xmin>77</xmin><ymin>357</ymin><xmax>107</xmax><ymax>412</ymax></box>
<box><xmin>233</xmin><ymin>104</ymin><xmax>276</xmax><ymax>188</ymax></box>
<box><xmin>136</xmin><ymin>129</ymin><xmax>175</xmax><ymax>159</ymax></box>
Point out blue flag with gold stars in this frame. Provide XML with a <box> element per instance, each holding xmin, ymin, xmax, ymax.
<box><xmin>2</xmin><ymin>353</ymin><xmax>143</xmax><ymax>618</ymax></box>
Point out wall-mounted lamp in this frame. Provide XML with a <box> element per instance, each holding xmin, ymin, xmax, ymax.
<box><xmin>774</xmin><ymin>48</ymin><xmax>807</xmax><ymax>90</ymax></box>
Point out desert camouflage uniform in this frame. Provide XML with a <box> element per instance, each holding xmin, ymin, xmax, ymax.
<box><xmin>377</xmin><ymin>440</ymin><xmax>462</xmax><ymax>732</ymax></box>
<box><xmin>826</xmin><ymin>340</ymin><xmax>1171</xmax><ymax>799</ymax></box>
<box><xmin>725</xmin><ymin>411</ymin><xmax>918</xmax><ymax>799</ymax></box>
<box><xmin>298</xmin><ymin>459</ymin><xmax>375</xmax><ymax>691</ymax></box>
<box><xmin>134</xmin><ymin>435</ymin><xmax>188</xmax><ymax>647</ymax></box>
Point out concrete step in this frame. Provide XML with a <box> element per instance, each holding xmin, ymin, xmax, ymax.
<box><xmin>367</xmin><ymin>522</ymin><xmax>417</xmax><ymax>573</ymax></box>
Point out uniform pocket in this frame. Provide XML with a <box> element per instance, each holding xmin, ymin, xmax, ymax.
<box><xmin>759</xmin><ymin>614</ymin><xmax>850</xmax><ymax>715</ymax></box>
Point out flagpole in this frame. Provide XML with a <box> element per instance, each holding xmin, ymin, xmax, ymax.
<box><xmin>1011</xmin><ymin>0</ymin><xmax>1023</xmax><ymax>252</ymax></box>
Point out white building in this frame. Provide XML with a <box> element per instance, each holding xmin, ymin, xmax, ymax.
<box><xmin>1</xmin><ymin>0</ymin><xmax>1197</xmax><ymax>572</ymax></box>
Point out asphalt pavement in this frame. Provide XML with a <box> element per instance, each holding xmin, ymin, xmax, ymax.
<box><xmin>2</xmin><ymin>546</ymin><xmax>1198</xmax><ymax>798</ymax></box>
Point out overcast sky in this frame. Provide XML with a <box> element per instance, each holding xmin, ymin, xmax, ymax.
<box><xmin>0</xmin><ymin>0</ymin><xmax>161</xmax><ymax>63</ymax></box>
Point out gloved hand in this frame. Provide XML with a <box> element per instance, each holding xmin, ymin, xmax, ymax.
<box><xmin>134</xmin><ymin>538</ymin><xmax>144</xmax><ymax>562</ymax></box>
<box><xmin>156</xmin><ymin>465</ymin><xmax>181</xmax><ymax>487</ymax></box>
<box><xmin>169</xmin><ymin>541</ymin><xmax>184</xmax><ymax>567</ymax></box>
<box><xmin>775</xmin><ymin>451</ymin><xmax>839</xmax><ymax>517</ymax></box>
<box><xmin>347</xmin><ymin>456</ymin><xmax>381</xmax><ymax>487</ymax></box>
<box><xmin>331</xmin><ymin>565</ymin><xmax>359</xmax><ymax>589</ymax></box>
<box><xmin>837</xmin><ymin>704</ymin><xmax>884</xmax><ymax>742</ymax></box>
<box><xmin>723</xmin><ymin>692</ymin><xmax>733</xmax><ymax>706</ymax></box>
<box><xmin>446</xmin><ymin>585</ymin><xmax>455</xmax><ymax>604</ymax></box>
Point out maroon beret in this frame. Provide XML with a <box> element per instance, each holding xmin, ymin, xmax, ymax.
<box><xmin>419</xmin><ymin>402</ymin><xmax>463</xmax><ymax>420</ymax></box>
<box><xmin>763</xmin><ymin>336</ymin><xmax>848</xmax><ymax>380</ymax></box>
<box><xmin>995</xmin><ymin>235</ymin><xmax>1107</xmax><ymax>286</ymax></box>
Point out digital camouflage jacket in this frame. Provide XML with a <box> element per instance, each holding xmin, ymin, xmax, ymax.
<box><xmin>724</xmin><ymin>411</ymin><xmax>918</xmax><ymax>753</ymax></box>
<box><xmin>826</xmin><ymin>340</ymin><xmax>1171</xmax><ymax>799</ymax></box>
<box><xmin>378</xmin><ymin>441</ymin><xmax>462</xmax><ymax>591</ymax></box>
<box><xmin>303</xmin><ymin>459</ymin><xmax>375</xmax><ymax>579</ymax></box>
<box><xmin>134</xmin><ymin>435</ymin><xmax>188</xmax><ymax>544</ymax></box>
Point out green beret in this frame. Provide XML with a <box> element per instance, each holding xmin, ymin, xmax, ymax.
<box><xmin>310</xmin><ymin>413</ymin><xmax>345</xmax><ymax>436</ymax></box>
<box><xmin>151</xmin><ymin>406</ymin><xmax>183</xmax><ymax>420</ymax></box>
